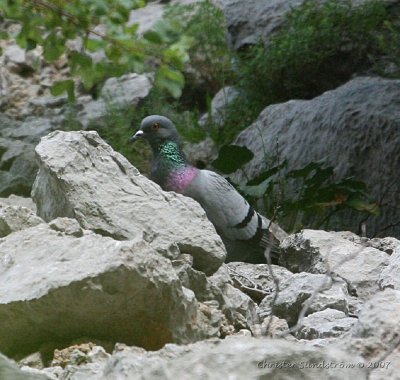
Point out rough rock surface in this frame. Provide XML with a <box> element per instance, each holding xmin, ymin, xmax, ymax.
<box><xmin>0</xmin><ymin>195</ymin><xmax>36</xmax><ymax>211</ymax></box>
<box><xmin>0</xmin><ymin>223</ymin><xmax>207</xmax><ymax>357</ymax></box>
<box><xmin>1</xmin><ymin>2</ymin><xmax>400</xmax><ymax>377</ymax></box>
<box><xmin>215</xmin><ymin>0</ymin><xmax>400</xmax><ymax>50</ymax></box>
<box><xmin>0</xmin><ymin>114</ymin><xmax>57</xmax><ymax>196</ymax></box>
<box><xmin>32</xmin><ymin>130</ymin><xmax>226</xmax><ymax>274</ymax></box>
<box><xmin>262</xmin><ymin>272</ymin><xmax>350</xmax><ymax>325</ymax></box>
<box><xmin>332</xmin><ymin>231</ymin><xmax>400</xmax><ymax>255</ymax></box>
<box><xmin>339</xmin><ymin>288</ymin><xmax>400</xmax><ymax>380</ymax></box>
<box><xmin>214</xmin><ymin>0</ymin><xmax>303</xmax><ymax>50</ymax></box>
<box><xmin>198</xmin><ymin>86</ymin><xmax>240</xmax><ymax>127</ymax></box>
<box><xmin>0</xmin><ymin>204</ymin><xmax>43</xmax><ymax>237</ymax></box>
<box><xmin>281</xmin><ymin>229</ymin><xmax>389</xmax><ymax>300</ymax></box>
<box><xmin>3</xmin><ymin>44</ymin><xmax>41</xmax><ymax>74</ymax></box>
<box><xmin>29</xmin><ymin>337</ymin><xmax>367</xmax><ymax>379</ymax></box>
<box><xmin>379</xmin><ymin>246</ymin><xmax>400</xmax><ymax>290</ymax></box>
<box><xmin>48</xmin><ymin>217</ymin><xmax>84</xmax><ymax>237</ymax></box>
<box><xmin>77</xmin><ymin>73</ymin><xmax>152</xmax><ymax>128</ymax></box>
<box><xmin>170</xmin><ymin>259</ymin><xmax>256</xmax><ymax>333</ymax></box>
<box><xmin>296</xmin><ymin>309</ymin><xmax>357</xmax><ymax>340</ymax></box>
<box><xmin>0</xmin><ymin>70</ymin><xmax>151</xmax><ymax>196</ymax></box>
<box><xmin>0</xmin><ymin>353</ymin><xmax>46</xmax><ymax>380</ymax></box>
<box><xmin>128</xmin><ymin>0</ymin><xmax>198</xmax><ymax>35</ymax></box>
<box><xmin>226</xmin><ymin>261</ymin><xmax>293</xmax><ymax>303</ymax></box>
<box><xmin>349</xmin><ymin>289</ymin><xmax>400</xmax><ymax>347</ymax></box>
<box><xmin>233</xmin><ymin>77</ymin><xmax>400</xmax><ymax>238</ymax></box>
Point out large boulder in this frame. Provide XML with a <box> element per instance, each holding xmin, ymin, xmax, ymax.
<box><xmin>0</xmin><ymin>222</ymin><xmax>208</xmax><ymax>358</ymax></box>
<box><xmin>295</xmin><ymin>309</ymin><xmax>357</xmax><ymax>340</ymax></box>
<box><xmin>281</xmin><ymin>229</ymin><xmax>389</xmax><ymax>300</ymax></box>
<box><xmin>0</xmin><ymin>203</ymin><xmax>43</xmax><ymax>236</ymax></box>
<box><xmin>0</xmin><ymin>69</ymin><xmax>152</xmax><ymax>196</ymax></box>
<box><xmin>32</xmin><ymin>337</ymin><xmax>367</xmax><ymax>379</ymax></box>
<box><xmin>214</xmin><ymin>0</ymin><xmax>303</xmax><ymax>50</ymax></box>
<box><xmin>233</xmin><ymin>76</ymin><xmax>400</xmax><ymax>238</ymax></box>
<box><xmin>127</xmin><ymin>0</ymin><xmax>199</xmax><ymax>36</ymax></box>
<box><xmin>32</xmin><ymin>130</ymin><xmax>226</xmax><ymax>274</ymax></box>
<box><xmin>0</xmin><ymin>114</ymin><xmax>56</xmax><ymax>197</ymax></box>
<box><xmin>379</xmin><ymin>246</ymin><xmax>400</xmax><ymax>290</ymax></box>
<box><xmin>77</xmin><ymin>73</ymin><xmax>152</xmax><ymax>128</ymax></box>
<box><xmin>0</xmin><ymin>353</ymin><xmax>46</xmax><ymax>380</ymax></box>
<box><xmin>215</xmin><ymin>0</ymin><xmax>400</xmax><ymax>50</ymax></box>
<box><xmin>261</xmin><ymin>272</ymin><xmax>350</xmax><ymax>325</ymax></box>
<box><xmin>349</xmin><ymin>288</ymin><xmax>400</xmax><ymax>346</ymax></box>
<box><xmin>341</xmin><ymin>288</ymin><xmax>400</xmax><ymax>380</ymax></box>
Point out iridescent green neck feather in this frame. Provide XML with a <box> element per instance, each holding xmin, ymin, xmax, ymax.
<box><xmin>158</xmin><ymin>141</ymin><xmax>187</xmax><ymax>167</ymax></box>
<box><xmin>151</xmin><ymin>141</ymin><xmax>194</xmax><ymax>190</ymax></box>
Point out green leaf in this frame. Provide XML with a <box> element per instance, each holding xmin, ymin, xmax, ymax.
<box><xmin>84</xmin><ymin>38</ymin><xmax>105</xmax><ymax>52</ymax></box>
<box><xmin>155</xmin><ymin>65</ymin><xmax>185</xmax><ymax>98</ymax></box>
<box><xmin>81</xmin><ymin>62</ymin><xmax>108</xmax><ymax>91</ymax></box>
<box><xmin>152</xmin><ymin>20</ymin><xmax>178</xmax><ymax>44</ymax></box>
<box><xmin>242</xmin><ymin>178</ymin><xmax>274</xmax><ymax>199</ymax></box>
<box><xmin>346</xmin><ymin>197</ymin><xmax>379</xmax><ymax>215</ymax></box>
<box><xmin>26</xmin><ymin>38</ymin><xmax>37</xmax><ymax>51</ymax></box>
<box><xmin>124</xmin><ymin>23</ymin><xmax>140</xmax><ymax>35</ymax></box>
<box><xmin>51</xmin><ymin>80</ymin><xmax>75</xmax><ymax>102</ymax></box>
<box><xmin>247</xmin><ymin>160</ymin><xmax>288</xmax><ymax>186</ymax></box>
<box><xmin>143</xmin><ymin>30</ymin><xmax>163</xmax><ymax>44</ymax></box>
<box><xmin>288</xmin><ymin>160</ymin><xmax>325</xmax><ymax>178</ymax></box>
<box><xmin>164</xmin><ymin>42</ymin><xmax>191</xmax><ymax>70</ymax></box>
<box><xmin>336</xmin><ymin>178</ymin><xmax>367</xmax><ymax>194</ymax></box>
<box><xmin>43</xmin><ymin>33</ymin><xmax>65</xmax><ymax>61</ymax></box>
<box><xmin>70</xmin><ymin>51</ymin><xmax>93</xmax><ymax>68</ymax></box>
<box><xmin>212</xmin><ymin>145</ymin><xmax>254</xmax><ymax>174</ymax></box>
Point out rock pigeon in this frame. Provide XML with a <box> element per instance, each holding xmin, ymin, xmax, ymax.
<box><xmin>131</xmin><ymin>115</ymin><xmax>281</xmax><ymax>263</ymax></box>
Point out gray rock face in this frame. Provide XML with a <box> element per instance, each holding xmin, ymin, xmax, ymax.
<box><xmin>262</xmin><ymin>272</ymin><xmax>350</xmax><ymax>325</ymax></box>
<box><xmin>233</xmin><ymin>77</ymin><xmax>400</xmax><ymax>238</ymax></box>
<box><xmin>3</xmin><ymin>44</ymin><xmax>41</xmax><ymax>74</ymax></box>
<box><xmin>47</xmin><ymin>337</ymin><xmax>367</xmax><ymax>380</ymax></box>
<box><xmin>198</xmin><ymin>86</ymin><xmax>240</xmax><ymax>127</ymax></box>
<box><xmin>0</xmin><ymin>115</ymin><xmax>57</xmax><ymax>197</ymax></box>
<box><xmin>0</xmin><ymin>353</ymin><xmax>46</xmax><ymax>380</ymax></box>
<box><xmin>342</xmin><ymin>288</ymin><xmax>400</xmax><ymax>372</ymax></box>
<box><xmin>333</xmin><ymin>231</ymin><xmax>400</xmax><ymax>255</ymax></box>
<box><xmin>214</xmin><ymin>0</ymin><xmax>303</xmax><ymax>50</ymax></box>
<box><xmin>127</xmin><ymin>2</ymin><xmax>165</xmax><ymax>35</ymax></box>
<box><xmin>183</xmin><ymin>137</ymin><xmax>218</xmax><ymax>169</ymax></box>
<box><xmin>296</xmin><ymin>309</ymin><xmax>357</xmax><ymax>340</ymax></box>
<box><xmin>127</xmin><ymin>0</ymin><xmax>200</xmax><ymax>35</ymax></box>
<box><xmin>48</xmin><ymin>217</ymin><xmax>83</xmax><ymax>237</ymax></box>
<box><xmin>77</xmin><ymin>73</ymin><xmax>152</xmax><ymax>128</ymax></box>
<box><xmin>1</xmin><ymin>117</ymin><xmax>54</xmax><ymax>142</ymax></box>
<box><xmin>0</xmin><ymin>204</ymin><xmax>43</xmax><ymax>237</ymax></box>
<box><xmin>379</xmin><ymin>246</ymin><xmax>400</xmax><ymax>289</ymax></box>
<box><xmin>226</xmin><ymin>261</ymin><xmax>293</xmax><ymax>304</ymax></box>
<box><xmin>0</xmin><ymin>195</ymin><xmax>37</xmax><ymax>212</ymax></box>
<box><xmin>215</xmin><ymin>0</ymin><xmax>400</xmax><ymax>50</ymax></box>
<box><xmin>32</xmin><ymin>130</ymin><xmax>226</xmax><ymax>274</ymax></box>
<box><xmin>350</xmin><ymin>289</ymin><xmax>400</xmax><ymax>344</ymax></box>
<box><xmin>185</xmin><ymin>86</ymin><xmax>240</xmax><ymax>168</ymax></box>
<box><xmin>281</xmin><ymin>229</ymin><xmax>389</xmax><ymax>300</ymax></box>
<box><xmin>0</xmin><ymin>70</ymin><xmax>150</xmax><ymax>196</ymax></box>
<box><xmin>0</xmin><ymin>223</ymin><xmax>205</xmax><ymax>357</ymax></box>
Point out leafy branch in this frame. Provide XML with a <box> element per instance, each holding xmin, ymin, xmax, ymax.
<box><xmin>212</xmin><ymin>145</ymin><xmax>378</xmax><ymax>233</ymax></box>
<box><xmin>1</xmin><ymin>0</ymin><xmax>195</xmax><ymax>99</ymax></box>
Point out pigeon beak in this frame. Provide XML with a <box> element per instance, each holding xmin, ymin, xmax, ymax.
<box><xmin>130</xmin><ymin>130</ymin><xmax>144</xmax><ymax>142</ymax></box>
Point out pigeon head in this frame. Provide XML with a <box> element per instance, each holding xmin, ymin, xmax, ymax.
<box><xmin>131</xmin><ymin>115</ymin><xmax>180</xmax><ymax>149</ymax></box>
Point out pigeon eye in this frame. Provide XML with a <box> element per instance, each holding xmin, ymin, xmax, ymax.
<box><xmin>152</xmin><ymin>123</ymin><xmax>160</xmax><ymax>130</ymax></box>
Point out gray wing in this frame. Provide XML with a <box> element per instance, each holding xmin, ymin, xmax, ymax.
<box><xmin>184</xmin><ymin>170</ymin><xmax>270</xmax><ymax>242</ymax></box>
